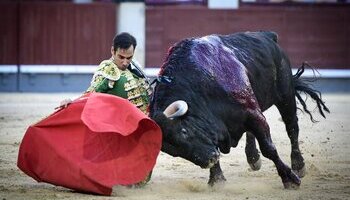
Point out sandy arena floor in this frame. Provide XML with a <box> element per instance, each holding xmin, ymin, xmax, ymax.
<box><xmin>0</xmin><ymin>93</ymin><xmax>349</xmax><ymax>200</ymax></box>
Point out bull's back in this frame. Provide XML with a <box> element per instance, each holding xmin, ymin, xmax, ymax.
<box><xmin>220</xmin><ymin>31</ymin><xmax>291</xmax><ymax>110</ymax></box>
<box><xmin>191</xmin><ymin>35</ymin><xmax>253</xmax><ymax>97</ymax></box>
<box><xmin>162</xmin><ymin>31</ymin><xmax>291</xmax><ymax>111</ymax></box>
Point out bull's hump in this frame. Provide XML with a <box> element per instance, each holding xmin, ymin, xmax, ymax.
<box><xmin>190</xmin><ymin>35</ymin><xmax>259</xmax><ymax>110</ymax></box>
<box><xmin>191</xmin><ymin>35</ymin><xmax>250</xmax><ymax>94</ymax></box>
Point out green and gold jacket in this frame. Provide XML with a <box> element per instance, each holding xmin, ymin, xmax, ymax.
<box><xmin>87</xmin><ymin>60</ymin><xmax>152</xmax><ymax>114</ymax></box>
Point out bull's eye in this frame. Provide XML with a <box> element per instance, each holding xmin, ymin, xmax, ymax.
<box><xmin>181</xmin><ymin>128</ymin><xmax>188</xmax><ymax>139</ymax></box>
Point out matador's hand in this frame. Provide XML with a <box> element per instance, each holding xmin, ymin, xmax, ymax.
<box><xmin>56</xmin><ymin>98</ymin><xmax>73</xmax><ymax>109</ymax></box>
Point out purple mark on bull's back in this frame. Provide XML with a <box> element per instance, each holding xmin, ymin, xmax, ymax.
<box><xmin>191</xmin><ymin>35</ymin><xmax>259</xmax><ymax>110</ymax></box>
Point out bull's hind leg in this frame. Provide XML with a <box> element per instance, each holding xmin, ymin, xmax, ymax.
<box><xmin>248</xmin><ymin>112</ymin><xmax>300</xmax><ymax>189</ymax></box>
<box><xmin>208</xmin><ymin>161</ymin><xmax>226</xmax><ymax>186</ymax></box>
<box><xmin>245</xmin><ymin>132</ymin><xmax>262</xmax><ymax>171</ymax></box>
<box><xmin>276</xmin><ymin>97</ymin><xmax>306</xmax><ymax>178</ymax></box>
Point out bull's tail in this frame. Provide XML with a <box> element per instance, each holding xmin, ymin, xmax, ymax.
<box><xmin>293</xmin><ymin>62</ymin><xmax>330</xmax><ymax>122</ymax></box>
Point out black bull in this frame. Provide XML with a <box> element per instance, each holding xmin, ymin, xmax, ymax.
<box><xmin>149</xmin><ymin>31</ymin><xmax>329</xmax><ymax>189</ymax></box>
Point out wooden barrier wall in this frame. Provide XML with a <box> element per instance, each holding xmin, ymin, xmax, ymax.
<box><xmin>145</xmin><ymin>3</ymin><xmax>350</xmax><ymax>69</ymax></box>
<box><xmin>0</xmin><ymin>2</ymin><xmax>19</xmax><ymax>65</ymax></box>
<box><xmin>0</xmin><ymin>2</ymin><xmax>117</xmax><ymax>65</ymax></box>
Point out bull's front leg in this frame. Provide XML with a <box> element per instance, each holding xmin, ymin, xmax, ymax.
<box><xmin>247</xmin><ymin>112</ymin><xmax>301</xmax><ymax>189</ymax></box>
<box><xmin>208</xmin><ymin>161</ymin><xmax>226</xmax><ymax>186</ymax></box>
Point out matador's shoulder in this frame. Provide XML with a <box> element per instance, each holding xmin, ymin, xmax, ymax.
<box><xmin>94</xmin><ymin>60</ymin><xmax>121</xmax><ymax>81</ymax></box>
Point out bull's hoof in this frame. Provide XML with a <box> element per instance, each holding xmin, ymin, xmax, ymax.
<box><xmin>283</xmin><ymin>181</ymin><xmax>300</xmax><ymax>190</ymax></box>
<box><xmin>249</xmin><ymin>157</ymin><xmax>262</xmax><ymax>171</ymax></box>
<box><xmin>282</xmin><ymin>170</ymin><xmax>301</xmax><ymax>189</ymax></box>
<box><xmin>208</xmin><ymin>174</ymin><xmax>226</xmax><ymax>187</ymax></box>
<box><xmin>293</xmin><ymin>165</ymin><xmax>306</xmax><ymax>178</ymax></box>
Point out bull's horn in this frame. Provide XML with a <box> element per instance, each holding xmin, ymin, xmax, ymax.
<box><xmin>163</xmin><ymin>100</ymin><xmax>188</xmax><ymax>119</ymax></box>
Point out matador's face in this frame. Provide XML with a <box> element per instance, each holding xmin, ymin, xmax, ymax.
<box><xmin>111</xmin><ymin>45</ymin><xmax>134</xmax><ymax>71</ymax></box>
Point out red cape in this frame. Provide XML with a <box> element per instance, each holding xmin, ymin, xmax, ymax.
<box><xmin>17</xmin><ymin>93</ymin><xmax>162</xmax><ymax>195</ymax></box>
